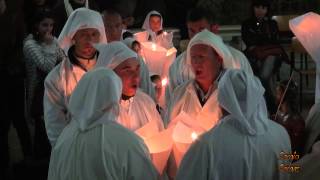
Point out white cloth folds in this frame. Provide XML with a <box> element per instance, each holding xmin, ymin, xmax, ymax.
<box><xmin>64</xmin><ymin>0</ymin><xmax>89</xmax><ymax>17</ymax></box>
<box><xmin>135</xmin><ymin>122</ymin><xmax>174</xmax><ymax>175</ymax></box>
<box><xmin>186</xmin><ymin>29</ymin><xmax>234</xmax><ymax>69</ymax></box>
<box><xmin>95</xmin><ymin>42</ymin><xmax>164</xmax><ymax>131</ymax></box>
<box><xmin>58</xmin><ymin>8</ymin><xmax>107</xmax><ymax>54</ymax></box>
<box><xmin>48</xmin><ymin>68</ymin><xmax>159</xmax><ymax>180</ymax></box>
<box><xmin>142</xmin><ymin>10</ymin><xmax>163</xmax><ymax>31</ymax></box>
<box><xmin>289</xmin><ymin>12</ymin><xmax>320</xmax><ymax>103</ymax></box>
<box><xmin>95</xmin><ymin>42</ymin><xmax>137</xmax><ymax>69</ymax></box>
<box><xmin>68</xmin><ymin>68</ymin><xmax>121</xmax><ymax>131</ymax></box>
<box><xmin>44</xmin><ymin>8</ymin><xmax>107</xmax><ymax>146</ymax></box>
<box><xmin>218</xmin><ymin>69</ymin><xmax>269</xmax><ymax>135</ymax></box>
<box><xmin>176</xmin><ymin>69</ymin><xmax>291</xmax><ymax>180</ymax></box>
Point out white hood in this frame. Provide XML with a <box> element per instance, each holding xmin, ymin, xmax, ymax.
<box><xmin>186</xmin><ymin>29</ymin><xmax>234</xmax><ymax>69</ymax></box>
<box><xmin>142</xmin><ymin>10</ymin><xmax>163</xmax><ymax>31</ymax></box>
<box><xmin>95</xmin><ymin>41</ymin><xmax>138</xmax><ymax>69</ymax></box>
<box><xmin>58</xmin><ymin>8</ymin><xmax>107</xmax><ymax>54</ymax></box>
<box><xmin>289</xmin><ymin>12</ymin><xmax>320</xmax><ymax>104</ymax></box>
<box><xmin>218</xmin><ymin>69</ymin><xmax>269</xmax><ymax>135</ymax></box>
<box><xmin>68</xmin><ymin>67</ymin><xmax>122</xmax><ymax>131</ymax></box>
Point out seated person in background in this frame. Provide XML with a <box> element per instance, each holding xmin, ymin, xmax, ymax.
<box><xmin>176</xmin><ymin>69</ymin><xmax>291</xmax><ymax>180</ymax></box>
<box><xmin>241</xmin><ymin>0</ymin><xmax>290</xmax><ymax>114</ymax></box>
<box><xmin>273</xmin><ymin>80</ymin><xmax>305</xmax><ymax>156</ymax></box>
<box><xmin>142</xmin><ymin>10</ymin><xmax>173</xmax><ymax>49</ymax></box>
<box><xmin>48</xmin><ymin>68</ymin><xmax>159</xmax><ymax>180</ymax></box>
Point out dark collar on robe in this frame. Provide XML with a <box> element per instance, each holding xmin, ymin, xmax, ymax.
<box><xmin>68</xmin><ymin>45</ymin><xmax>99</xmax><ymax>72</ymax></box>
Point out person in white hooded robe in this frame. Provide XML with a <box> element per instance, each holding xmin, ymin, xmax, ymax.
<box><xmin>288</xmin><ymin>12</ymin><xmax>320</xmax><ymax>180</ymax></box>
<box><xmin>166</xmin><ymin>30</ymin><xmax>236</xmax><ymax>178</ymax></box>
<box><xmin>142</xmin><ymin>10</ymin><xmax>173</xmax><ymax>49</ymax></box>
<box><xmin>95</xmin><ymin>42</ymin><xmax>164</xmax><ymax>131</ymax></box>
<box><xmin>166</xmin><ymin>29</ymin><xmax>237</xmax><ymax>127</ymax></box>
<box><xmin>44</xmin><ymin>8</ymin><xmax>107</xmax><ymax>146</ymax></box>
<box><xmin>176</xmin><ymin>69</ymin><xmax>291</xmax><ymax>180</ymax></box>
<box><xmin>166</xmin><ymin>7</ymin><xmax>253</xmax><ymax>106</ymax></box>
<box><xmin>48</xmin><ymin>67</ymin><xmax>159</xmax><ymax>180</ymax></box>
<box><xmin>122</xmin><ymin>37</ymin><xmax>157</xmax><ymax>101</ymax></box>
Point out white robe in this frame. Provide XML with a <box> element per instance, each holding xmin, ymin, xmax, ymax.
<box><xmin>121</xmin><ymin>38</ymin><xmax>157</xmax><ymax>101</ymax></box>
<box><xmin>48</xmin><ymin>68</ymin><xmax>159</xmax><ymax>180</ymax></box>
<box><xmin>48</xmin><ymin>121</ymin><xmax>159</xmax><ymax>180</ymax></box>
<box><xmin>176</xmin><ymin>69</ymin><xmax>291</xmax><ymax>180</ymax></box>
<box><xmin>141</xmin><ymin>10</ymin><xmax>173</xmax><ymax>49</ymax></box>
<box><xmin>44</xmin><ymin>8</ymin><xmax>107</xmax><ymax>146</ymax></box>
<box><xmin>166</xmin><ymin>30</ymin><xmax>252</xmax><ymax>126</ymax></box>
<box><xmin>95</xmin><ymin>42</ymin><xmax>164</xmax><ymax>131</ymax></box>
<box><xmin>304</xmin><ymin>103</ymin><xmax>320</xmax><ymax>154</ymax></box>
<box><xmin>167</xmin><ymin>46</ymin><xmax>253</xmax><ymax>99</ymax></box>
<box><xmin>166</xmin><ymin>32</ymin><xmax>253</xmax><ymax>107</ymax></box>
<box><xmin>166</xmin><ymin>80</ymin><xmax>221</xmax><ymax>128</ymax></box>
<box><xmin>176</xmin><ymin>116</ymin><xmax>291</xmax><ymax>180</ymax></box>
<box><xmin>291</xmin><ymin>141</ymin><xmax>320</xmax><ymax>180</ymax></box>
<box><xmin>44</xmin><ymin>59</ymin><xmax>87</xmax><ymax>146</ymax></box>
<box><xmin>117</xmin><ymin>89</ymin><xmax>164</xmax><ymax>131</ymax></box>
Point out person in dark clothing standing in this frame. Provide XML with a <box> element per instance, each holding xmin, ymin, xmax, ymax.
<box><xmin>0</xmin><ymin>0</ymin><xmax>32</xmax><ymax>179</ymax></box>
<box><xmin>241</xmin><ymin>0</ymin><xmax>289</xmax><ymax>114</ymax></box>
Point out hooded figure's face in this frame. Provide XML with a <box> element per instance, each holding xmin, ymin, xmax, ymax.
<box><xmin>149</xmin><ymin>15</ymin><xmax>161</xmax><ymax>32</ymax></box>
<box><xmin>190</xmin><ymin>44</ymin><xmax>222</xmax><ymax>88</ymax></box>
<box><xmin>114</xmin><ymin>58</ymin><xmax>140</xmax><ymax>97</ymax></box>
<box><xmin>73</xmin><ymin>28</ymin><xmax>100</xmax><ymax>58</ymax></box>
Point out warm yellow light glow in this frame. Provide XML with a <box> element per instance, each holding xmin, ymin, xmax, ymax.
<box><xmin>191</xmin><ymin>132</ymin><xmax>198</xmax><ymax>141</ymax></box>
<box><xmin>166</xmin><ymin>47</ymin><xmax>177</xmax><ymax>56</ymax></box>
<box><xmin>161</xmin><ymin>77</ymin><xmax>168</xmax><ymax>87</ymax></box>
<box><xmin>151</xmin><ymin>43</ymin><xmax>156</xmax><ymax>51</ymax></box>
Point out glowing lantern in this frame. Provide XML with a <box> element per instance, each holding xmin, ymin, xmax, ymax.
<box><xmin>135</xmin><ymin>120</ymin><xmax>159</xmax><ymax>140</ymax></box>
<box><xmin>134</xmin><ymin>31</ymin><xmax>149</xmax><ymax>42</ymax></box>
<box><xmin>135</xmin><ymin>121</ymin><xmax>174</xmax><ymax>175</ymax></box>
<box><xmin>169</xmin><ymin>112</ymin><xmax>207</xmax><ymax>168</ymax></box>
<box><xmin>191</xmin><ymin>132</ymin><xmax>198</xmax><ymax>141</ymax></box>
<box><xmin>289</xmin><ymin>12</ymin><xmax>320</xmax><ymax>103</ymax></box>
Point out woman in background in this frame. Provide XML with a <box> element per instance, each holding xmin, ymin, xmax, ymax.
<box><xmin>23</xmin><ymin>10</ymin><xmax>65</xmax><ymax>159</ymax></box>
